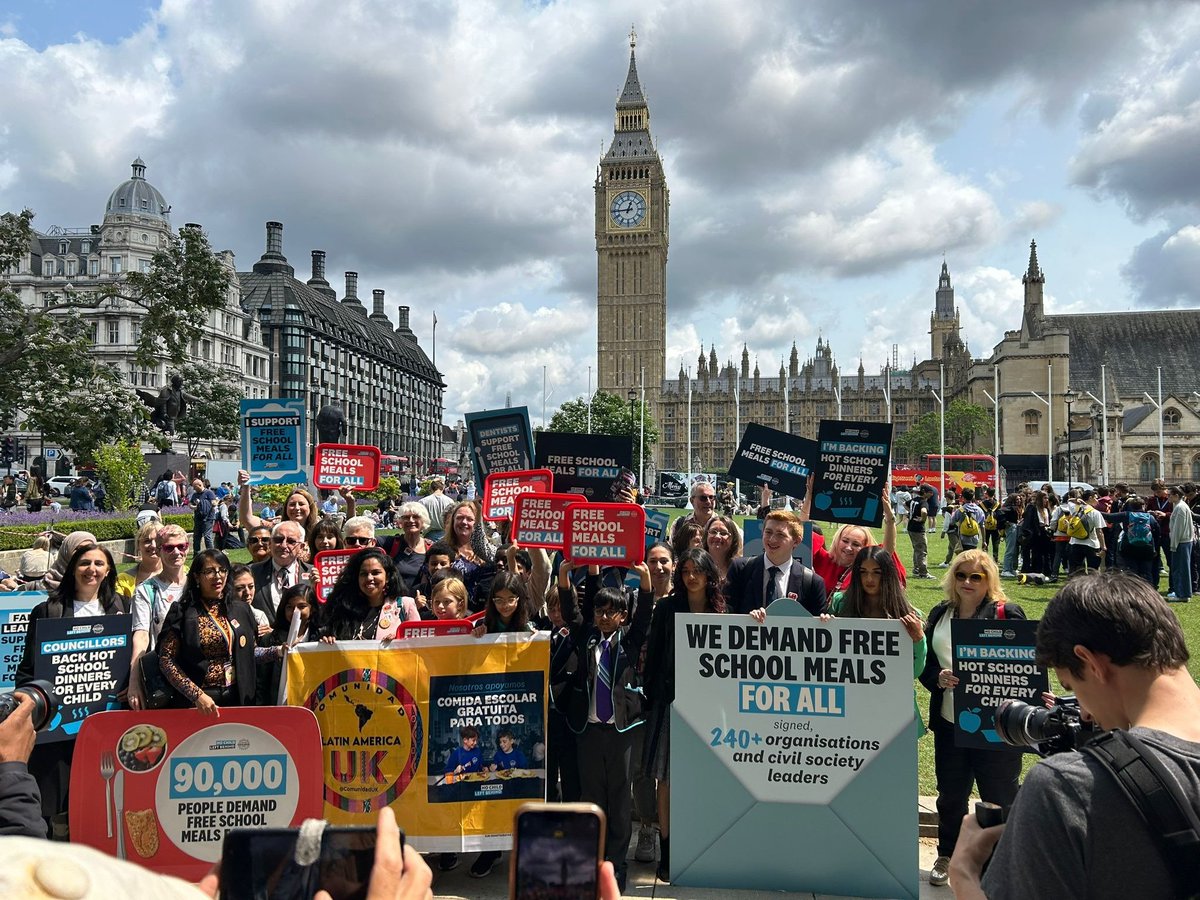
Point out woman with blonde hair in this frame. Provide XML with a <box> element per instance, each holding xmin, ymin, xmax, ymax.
<box><xmin>917</xmin><ymin>549</ymin><xmax>1026</xmax><ymax>886</ymax></box>
<box><xmin>117</xmin><ymin>520</ymin><xmax>163</xmax><ymax>600</ymax></box>
<box><xmin>236</xmin><ymin>470</ymin><xmax>319</xmax><ymax>534</ymax></box>
<box><xmin>442</xmin><ymin>500</ymin><xmax>495</xmax><ymax>609</ymax></box>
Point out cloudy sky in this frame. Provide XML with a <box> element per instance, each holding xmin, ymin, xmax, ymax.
<box><xmin>3</xmin><ymin>0</ymin><xmax>1200</xmax><ymax>424</ymax></box>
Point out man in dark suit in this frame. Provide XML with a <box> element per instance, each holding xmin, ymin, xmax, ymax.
<box><xmin>726</xmin><ymin>510</ymin><xmax>826</xmax><ymax>616</ymax></box>
<box><xmin>249</xmin><ymin>520</ymin><xmax>312</xmax><ymax>621</ymax></box>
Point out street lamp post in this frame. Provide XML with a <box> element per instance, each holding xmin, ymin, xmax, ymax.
<box><xmin>1064</xmin><ymin>388</ymin><xmax>1079</xmax><ymax>489</ymax></box>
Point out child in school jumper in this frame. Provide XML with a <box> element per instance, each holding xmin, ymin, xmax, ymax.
<box><xmin>561</xmin><ymin>560</ymin><xmax>654</xmax><ymax>893</ymax></box>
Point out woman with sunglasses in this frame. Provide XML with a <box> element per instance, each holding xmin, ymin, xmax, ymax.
<box><xmin>157</xmin><ymin>549</ymin><xmax>287</xmax><ymax>715</ymax></box>
<box><xmin>918</xmin><ymin>549</ymin><xmax>1026</xmax><ymax>887</ymax></box>
<box><xmin>128</xmin><ymin>524</ymin><xmax>190</xmax><ymax>711</ymax></box>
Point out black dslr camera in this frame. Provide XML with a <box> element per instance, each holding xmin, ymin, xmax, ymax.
<box><xmin>994</xmin><ymin>694</ymin><xmax>1097</xmax><ymax>756</ymax></box>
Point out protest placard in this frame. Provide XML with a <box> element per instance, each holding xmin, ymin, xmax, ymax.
<box><xmin>0</xmin><ymin>592</ymin><xmax>44</xmax><ymax>691</ymax></box>
<box><xmin>464</xmin><ymin>407</ymin><xmax>534</xmax><ymax>484</ymax></box>
<box><xmin>285</xmin><ymin>633</ymin><xmax>549</xmax><ymax>852</ymax></box>
<box><xmin>727</xmin><ymin>423</ymin><xmax>818</xmax><ymax>499</ymax></box>
<box><xmin>482</xmin><ymin>468</ymin><xmax>554</xmax><ymax>522</ymax></box>
<box><xmin>810</xmin><ymin>420</ymin><xmax>893</xmax><ymax>528</ymax></box>
<box><xmin>313</xmin><ymin>443</ymin><xmax>382</xmax><ymax>492</ymax></box>
<box><xmin>512</xmin><ymin>492</ymin><xmax>580</xmax><ymax>550</ymax></box>
<box><xmin>33</xmin><ymin>614</ymin><xmax>131</xmax><ymax>743</ymax></box>
<box><xmin>671</xmin><ymin>608</ymin><xmax>917</xmax><ymax>897</ymax></box>
<box><xmin>70</xmin><ymin>707</ymin><xmax>324</xmax><ymax>880</ymax></box>
<box><xmin>565</xmin><ymin>502</ymin><xmax>646</xmax><ymax>566</ymax></box>
<box><xmin>313</xmin><ymin>549</ymin><xmax>358</xmax><ymax>603</ymax></box>
<box><xmin>951</xmin><ymin>618</ymin><xmax>1048</xmax><ymax>751</ymax></box>
<box><xmin>240</xmin><ymin>399</ymin><xmax>307</xmax><ymax>485</ymax></box>
<box><xmin>534</xmin><ymin>432</ymin><xmax>634</xmax><ymax>500</ymax></box>
<box><xmin>644</xmin><ymin>508</ymin><xmax>670</xmax><ymax>548</ymax></box>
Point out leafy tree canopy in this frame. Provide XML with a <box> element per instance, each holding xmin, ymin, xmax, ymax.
<box><xmin>545</xmin><ymin>390</ymin><xmax>659</xmax><ymax>476</ymax></box>
<box><xmin>894</xmin><ymin>399</ymin><xmax>993</xmax><ymax>462</ymax></box>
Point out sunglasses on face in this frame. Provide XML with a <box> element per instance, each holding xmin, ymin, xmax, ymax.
<box><xmin>161</xmin><ymin>543</ymin><xmax>188</xmax><ymax>553</ymax></box>
<box><xmin>273</xmin><ymin>536</ymin><xmax>301</xmax><ymax>546</ymax></box>
<box><xmin>248</xmin><ymin>537</ymin><xmax>271</xmax><ymax>545</ymax></box>
<box><xmin>345</xmin><ymin>536</ymin><xmax>373</xmax><ymax>546</ymax></box>
<box><xmin>954</xmin><ymin>572</ymin><xmax>986</xmax><ymax>583</ymax></box>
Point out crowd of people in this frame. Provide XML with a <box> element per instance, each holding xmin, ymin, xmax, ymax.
<box><xmin>891</xmin><ymin>478</ymin><xmax>1199</xmax><ymax>600</ymax></box>
<box><xmin>4</xmin><ymin>468</ymin><xmax>1197</xmax><ymax>898</ymax></box>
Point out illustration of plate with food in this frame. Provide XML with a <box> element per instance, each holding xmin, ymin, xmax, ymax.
<box><xmin>117</xmin><ymin>723</ymin><xmax>168</xmax><ymax>772</ymax></box>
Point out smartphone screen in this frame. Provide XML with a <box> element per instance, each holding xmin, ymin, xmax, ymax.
<box><xmin>220</xmin><ymin>826</ymin><xmax>381</xmax><ymax>900</ymax></box>
<box><xmin>512</xmin><ymin>805</ymin><xmax>603</xmax><ymax>900</ymax></box>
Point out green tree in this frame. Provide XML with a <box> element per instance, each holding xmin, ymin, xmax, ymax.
<box><xmin>92</xmin><ymin>441</ymin><xmax>150</xmax><ymax>510</ymax></box>
<box><xmin>0</xmin><ymin>210</ymin><xmax>233</xmax><ymax>455</ymax></box>
<box><xmin>545</xmin><ymin>390</ymin><xmax>659</xmax><ymax>477</ymax></box>
<box><xmin>894</xmin><ymin>400</ymin><xmax>993</xmax><ymax>462</ymax></box>
<box><xmin>175</xmin><ymin>362</ymin><xmax>243</xmax><ymax>458</ymax></box>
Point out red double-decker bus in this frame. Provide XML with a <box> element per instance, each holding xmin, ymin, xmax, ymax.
<box><xmin>891</xmin><ymin>454</ymin><xmax>1000</xmax><ymax>495</ymax></box>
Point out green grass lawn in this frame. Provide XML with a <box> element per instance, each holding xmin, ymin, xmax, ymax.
<box><xmin>657</xmin><ymin>508</ymin><xmax>1200</xmax><ymax>795</ymax></box>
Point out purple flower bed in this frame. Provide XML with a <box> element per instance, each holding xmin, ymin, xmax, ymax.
<box><xmin>0</xmin><ymin>505</ymin><xmax>191</xmax><ymax>529</ymax></box>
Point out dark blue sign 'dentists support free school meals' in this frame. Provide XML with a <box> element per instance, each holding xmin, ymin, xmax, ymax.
<box><xmin>465</xmin><ymin>407</ymin><xmax>534</xmax><ymax>484</ymax></box>
<box><xmin>810</xmin><ymin>420</ymin><xmax>893</xmax><ymax>528</ymax></box>
<box><xmin>241</xmin><ymin>399</ymin><xmax>307</xmax><ymax>485</ymax></box>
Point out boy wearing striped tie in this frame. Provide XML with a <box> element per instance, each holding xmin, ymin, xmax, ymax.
<box><xmin>563</xmin><ymin>561</ymin><xmax>654</xmax><ymax>893</ymax></box>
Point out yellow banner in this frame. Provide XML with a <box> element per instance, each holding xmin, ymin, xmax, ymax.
<box><xmin>285</xmin><ymin>633</ymin><xmax>550</xmax><ymax>851</ymax></box>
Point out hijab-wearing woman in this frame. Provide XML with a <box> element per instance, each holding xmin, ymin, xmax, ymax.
<box><xmin>157</xmin><ymin>550</ymin><xmax>286</xmax><ymax>716</ymax></box>
<box><xmin>918</xmin><ymin>549</ymin><xmax>1025</xmax><ymax>887</ymax></box>
<box><xmin>35</xmin><ymin>530</ymin><xmax>98</xmax><ymax>594</ymax></box>
<box><xmin>16</xmin><ymin>542</ymin><xmax>125</xmax><ymax>835</ymax></box>
<box><xmin>317</xmin><ymin>549</ymin><xmax>420</xmax><ymax>642</ymax></box>
<box><xmin>641</xmin><ymin>548</ymin><xmax>726</xmax><ymax>883</ymax></box>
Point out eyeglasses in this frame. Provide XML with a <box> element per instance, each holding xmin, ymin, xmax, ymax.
<box><xmin>595</xmin><ymin>608</ymin><xmax>624</xmax><ymax>619</ymax></box>
<box><xmin>954</xmin><ymin>572</ymin><xmax>986</xmax><ymax>583</ymax></box>
<box><xmin>695</xmin><ymin>495</ymin><xmax>716</xmax><ymax>503</ymax></box>
<box><xmin>197</xmin><ymin>568</ymin><xmax>227</xmax><ymax>578</ymax></box>
<box><xmin>161</xmin><ymin>543</ymin><xmax>188</xmax><ymax>553</ymax></box>
<box><xmin>345</xmin><ymin>536</ymin><xmax>374</xmax><ymax>546</ymax></box>
<box><xmin>272</xmin><ymin>536</ymin><xmax>301</xmax><ymax>546</ymax></box>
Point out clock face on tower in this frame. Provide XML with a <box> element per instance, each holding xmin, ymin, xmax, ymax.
<box><xmin>610</xmin><ymin>190</ymin><xmax>647</xmax><ymax>228</ymax></box>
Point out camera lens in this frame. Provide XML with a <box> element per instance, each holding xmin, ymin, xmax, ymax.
<box><xmin>995</xmin><ymin>698</ymin><xmax>1070</xmax><ymax>749</ymax></box>
<box><xmin>0</xmin><ymin>680</ymin><xmax>59</xmax><ymax>732</ymax></box>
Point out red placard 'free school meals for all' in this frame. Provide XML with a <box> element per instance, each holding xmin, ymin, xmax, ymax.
<box><xmin>482</xmin><ymin>468</ymin><xmax>554</xmax><ymax>521</ymax></box>
<box><xmin>313</xmin><ymin>443</ymin><xmax>382</xmax><ymax>492</ymax></box>
<box><xmin>313</xmin><ymin>548</ymin><xmax>359</xmax><ymax>603</ymax></box>
<box><xmin>512</xmin><ymin>492</ymin><xmax>581</xmax><ymax>550</ymax></box>
<box><xmin>565</xmin><ymin>502</ymin><xmax>647</xmax><ymax>566</ymax></box>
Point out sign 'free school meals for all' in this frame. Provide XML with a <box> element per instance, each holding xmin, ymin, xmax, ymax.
<box><xmin>565</xmin><ymin>502</ymin><xmax>646</xmax><ymax>566</ymax></box>
<box><xmin>512</xmin><ymin>493</ymin><xmax>580</xmax><ymax>550</ymax></box>
<box><xmin>313</xmin><ymin>443</ymin><xmax>382</xmax><ymax>492</ymax></box>
<box><xmin>482</xmin><ymin>469</ymin><xmax>554</xmax><ymax>522</ymax></box>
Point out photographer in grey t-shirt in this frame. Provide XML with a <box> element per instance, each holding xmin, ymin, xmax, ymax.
<box><xmin>950</xmin><ymin>571</ymin><xmax>1200</xmax><ymax>899</ymax></box>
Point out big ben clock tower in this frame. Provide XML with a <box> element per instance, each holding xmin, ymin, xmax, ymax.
<box><xmin>596</xmin><ymin>28</ymin><xmax>668</xmax><ymax>408</ymax></box>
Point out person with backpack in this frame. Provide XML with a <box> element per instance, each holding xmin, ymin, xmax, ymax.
<box><xmin>1103</xmin><ymin>495</ymin><xmax>1158</xmax><ymax>587</ymax></box>
<box><xmin>189</xmin><ymin>478</ymin><xmax>218</xmax><ymax>553</ymax></box>
<box><xmin>154</xmin><ymin>472</ymin><xmax>178</xmax><ymax>510</ymax></box>
<box><xmin>1048</xmin><ymin>491</ymin><xmax>1077</xmax><ymax>581</ymax></box>
<box><xmin>947</xmin><ymin>488</ymin><xmax>986</xmax><ymax>559</ymax></box>
<box><xmin>980</xmin><ymin>487</ymin><xmax>1001</xmax><ymax>563</ymax></box>
<box><xmin>1066</xmin><ymin>488</ymin><xmax>1106</xmax><ymax>575</ymax></box>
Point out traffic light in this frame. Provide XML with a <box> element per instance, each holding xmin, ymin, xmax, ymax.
<box><xmin>1</xmin><ymin>437</ymin><xmax>12</xmax><ymax>463</ymax></box>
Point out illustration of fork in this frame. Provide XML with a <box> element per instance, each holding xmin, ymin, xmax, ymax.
<box><xmin>100</xmin><ymin>750</ymin><xmax>115</xmax><ymax>839</ymax></box>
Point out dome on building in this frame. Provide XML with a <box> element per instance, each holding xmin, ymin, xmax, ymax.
<box><xmin>104</xmin><ymin>158</ymin><xmax>171</xmax><ymax>224</ymax></box>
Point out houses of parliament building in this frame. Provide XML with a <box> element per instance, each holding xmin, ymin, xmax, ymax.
<box><xmin>595</xmin><ymin>36</ymin><xmax>1200</xmax><ymax>491</ymax></box>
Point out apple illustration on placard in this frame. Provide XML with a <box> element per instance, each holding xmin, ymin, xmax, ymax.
<box><xmin>958</xmin><ymin>708</ymin><xmax>983</xmax><ymax>733</ymax></box>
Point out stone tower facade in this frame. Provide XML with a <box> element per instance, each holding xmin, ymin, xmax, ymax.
<box><xmin>595</xmin><ymin>29</ymin><xmax>669</xmax><ymax>406</ymax></box>
<box><xmin>929</xmin><ymin>260</ymin><xmax>961</xmax><ymax>359</ymax></box>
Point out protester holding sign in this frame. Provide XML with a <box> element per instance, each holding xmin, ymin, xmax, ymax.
<box><xmin>828</xmin><ymin>546</ymin><xmax>927</xmax><ymax>733</ymax></box>
<box><xmin>236</xmin><ymin>469</ymin><xmax>320</xmax><ymax>534</ymax></box>
<box><xmin>317</xmin><ymin>548</ymin><xmax>420</xmax><ymax>642</ymax></box>
<box><xmin>443</xmin><ymin>500</ymin><xmax>496</xmax><ymax>610</ymax></box>
<box><xmin>157</xmin><ymin>550</ymin><xmax>287</xmax><ymax>716</ymax></box>
<box><xmin>642</xmin><ymin>548</ymin><xmax>728</xmax><ymax>883</ymax></box>
<box><xmin>795</xmin><ymin>481</ymin><xmax>907</xmax><ymax>593</ymax></box>
<box><xmin>17</xmin><ymin>541</ymin><xmax>127</xmax><ymax>835</ymax></box>
<box><xmin>917</xmin><ymin>549</ymin><xmax>1026</xmax><ymax>887</ymax></box>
